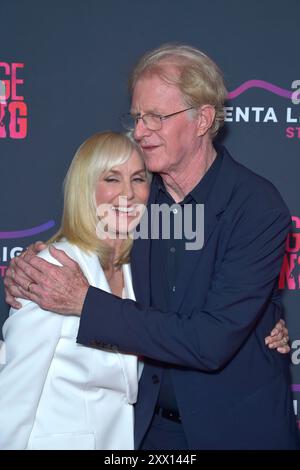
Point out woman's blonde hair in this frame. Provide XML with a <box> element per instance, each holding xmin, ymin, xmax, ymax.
<box><xmin>129</xmin><ymin>43</ymin><xmax>227</xmax><ymax>137</ymax></box>
<box><xmin>49</xmin><ymin>131</ymin><xmax>147</xmax><ymax>268</ymax></box>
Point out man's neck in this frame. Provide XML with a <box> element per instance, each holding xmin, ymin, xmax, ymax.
<box><xmin>160</xmin><ymin>140</ymin><xmax>217</xmax><ymax>203</ymax></box>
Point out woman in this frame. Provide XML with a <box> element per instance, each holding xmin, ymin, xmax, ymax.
<box><xmin>0</xmin><ymin>131</ymin><xmax>289</xmax><ymax>450</ymax></box>
<box><xmin>0</xmin><ymin>131</ymin><xmax>150</xmax><ymax>450</ymax></box>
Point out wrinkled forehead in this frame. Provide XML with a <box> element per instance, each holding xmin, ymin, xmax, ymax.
<box><xmin>131</xmin><ymin>65</ymin><xmax>185</xmax><ymax>111</ymax></box>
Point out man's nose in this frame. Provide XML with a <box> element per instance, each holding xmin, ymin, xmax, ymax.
<box><xmin>134</xmin><ymin>117</ymin><xmax>151</xmax><ymax>141</ymax></box>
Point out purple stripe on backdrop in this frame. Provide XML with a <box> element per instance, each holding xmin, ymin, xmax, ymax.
<box><xmin>228</xmin><ymin>80</ymin><xmax>293</xmax><ymax>100</ymax></box>
<box><xmin>0</xmin><ymin>220</ymin><xmax>55</xmax><ymax>239</ymax></box>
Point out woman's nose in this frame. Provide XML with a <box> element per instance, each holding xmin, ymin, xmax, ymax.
<box><xmin>121</xmin><ymin>182</ymin><xmax>134</xmax><ymax>201</ymax></box>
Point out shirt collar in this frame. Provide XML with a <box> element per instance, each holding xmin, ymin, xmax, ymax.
<box><xmin>152</xmin><ymin>146</ymin><xmax>223</xmax><ymax>204</ymax></box>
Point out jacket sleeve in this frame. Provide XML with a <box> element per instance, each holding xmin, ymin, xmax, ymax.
<box><xmin>0</xmin><ymin>275</ymin><xmax>64</xmax><ymax>449</ymax></box>
<box><xmin>77</xmin><ymin>207</ymin><xmax>290</xmax><ymax>371</ymax></box>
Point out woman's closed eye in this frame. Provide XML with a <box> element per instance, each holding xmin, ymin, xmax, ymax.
<box><xmin>132</xmin><ymin>176</ymin><xmax>146</xmax><ymax>182</ymax></box>
<box><xmin>104</xmin><ymin>177</ymin><xmax>120</xmax><ymax>183</ymax></box>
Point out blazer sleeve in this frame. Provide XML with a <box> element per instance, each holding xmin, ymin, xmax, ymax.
<box><xmin>0</xmin><ymin>284</ymin><xmax>64</xmax><ymax>449</ymax></box>
<box><xmin>77</xmin><ymin>206</ymin><xmax>290</xmax><ymax>372</ymax></box>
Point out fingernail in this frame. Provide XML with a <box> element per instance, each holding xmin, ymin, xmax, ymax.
<box><xmin>271</xmin><ymin>329</ymin><xmax>277</xmax><ymax>336</ymax></box>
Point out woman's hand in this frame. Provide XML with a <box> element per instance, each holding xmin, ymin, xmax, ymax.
<box><xmin>265</xmin><ymin>319</ymin><xmax>290</xmax><ymax>354</ymax></box>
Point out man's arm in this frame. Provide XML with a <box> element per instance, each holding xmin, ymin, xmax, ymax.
<box><xmin>4</xmin><ymin>241</ymin><xmax>291</xmax><ymax>354</ymax></box>
<box><xmin>76</xmin><ymin>208</ymin><xmax>290</xmax><ymax>370</ymax></box>
<box><xmin>5</xmin><ymin>206</ymin><xmax>291</xmax><ymax>364</ymax></box>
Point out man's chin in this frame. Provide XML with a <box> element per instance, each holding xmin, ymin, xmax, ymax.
<box><xmin>144</xmin><ymin>157</ymin><xmax>163</xmax><ymax>173</ymax></box>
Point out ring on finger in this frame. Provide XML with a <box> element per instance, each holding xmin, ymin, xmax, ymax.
<box><xmin>27</xmin><ymin>281</ymin><xmax>36</xmax><ymax>293</ymax></box>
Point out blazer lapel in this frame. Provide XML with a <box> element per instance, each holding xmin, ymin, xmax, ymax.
<box><xmin>203</xmin><ymin>147</ymin><xmax>239</xmax><ymax>247</ymax></box>
<box><xmin>132</xmin><ymin>148</ymin><xmax>240</xmax><ymax>313</ymax></box>
<box><xmin>73</xmin><ymin>246</ymin><xmax>140</xmax><ymax>405</ymax></box>
<box><xmin>170</xmin><ymin>148</ymin><xmax>239</xmax><ymax>311</ymax></box>
<box><xmin>119</xmin><ymin>263</ymin><xmax>141</xmax><ymax>404</ymax></box>
<box><xmin>130</xmin><ymin>180</ymin><xmax>158</xmax><ymax>307</ymax></box>
<box><xmin>71</xmin><ymin>245</ymin><xmax>110</xmax><ymax>292</ymax></box>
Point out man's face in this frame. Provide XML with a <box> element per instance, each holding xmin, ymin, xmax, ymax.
<box><xmin>131</xmin><ymin>72</ymin><xmax>200</xmax><ymax>176</ymax></box>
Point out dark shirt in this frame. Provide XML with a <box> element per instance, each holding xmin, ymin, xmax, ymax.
<box><xmin>150</xmin><ymin>150</ymin><xmax>223</xmax><ymax>412</ymax></box>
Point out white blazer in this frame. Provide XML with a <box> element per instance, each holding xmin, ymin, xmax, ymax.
<box><xmin>0</xmin><ymin>240</ymin><xmax>139</xmax><ymax>450</ymax></box>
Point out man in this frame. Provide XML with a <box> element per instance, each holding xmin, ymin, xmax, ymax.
<box><xmin>5</xmin><ymin>44</ymin><xmax>298</xmax><ymax>449</ymax></box>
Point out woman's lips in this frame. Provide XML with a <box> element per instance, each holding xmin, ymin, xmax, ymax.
<box><xmin>111</xmin><ymin>206</ymin><xmax>140</xmax><ymax>217</ymax></box>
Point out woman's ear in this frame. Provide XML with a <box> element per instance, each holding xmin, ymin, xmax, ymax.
<box><xmin>196</xmin><ymin>105</ymin><xmax>216</xmax><ymax>136</ymax></box>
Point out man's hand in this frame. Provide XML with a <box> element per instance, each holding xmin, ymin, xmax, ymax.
<box><xmin>4</xmin><ymin>241</ymin><xmax>47</xmax><ymax>309</ymax></box>
<box><xmin>265</xmin><ymin>319</ymin><xmax>290</xmax><ymax>354</ymax></box>
<box><xmin>4</xmin><ymin>244</ymin><xmax>292</xmax><ymax>344</ymax></box>
<box><xmin>5</xmin><ymin>245</ymin><xmax>89</xmax><ymax>316</ymax></box>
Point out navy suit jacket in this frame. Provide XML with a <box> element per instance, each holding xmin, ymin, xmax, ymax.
<box><xmin>78</xmin><ymin>146</ymin><xmax>299</xmax><ymax>449</ymax></box>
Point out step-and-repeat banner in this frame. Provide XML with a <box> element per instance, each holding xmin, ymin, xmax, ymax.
<box><xmin>1</xmin><ymin>0</ymin><xmax>300</xmax><ymax>430</ymax></box>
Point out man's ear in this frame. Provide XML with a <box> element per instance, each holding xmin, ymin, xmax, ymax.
<box><xmin>196</xmin><ymin>105</ymin><xmax>216</xmax><ymax>136</ymax></box>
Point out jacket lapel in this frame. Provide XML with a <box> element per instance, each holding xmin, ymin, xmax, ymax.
<box><xmin>132</xmin><ymin>148</ymin><xmax>240</xmax><ymax>313</ymax></box>
<box><xmin>71</xmin><ymin>245</ymin><xmax>110</xmax><ymax>292</ymax></box>
<box><xmin>72</xmin><ymin>246</ymin><xmax>140</xmax><ymax>405</ymax></box>
<box><xmin>203</xmin><ymin>147</ymin><xmax>239</xmax><ymax>247</ymax></box>
<box><xmin>130</xmin><ymin>180</ymin><xmax>158</xmax><ymax>307</ymax></box>
<box><xmin>120</xmin><ymin>263</ymin><xmax>141</xmax><ymax>403</ymax></box>
<box><xmin>170</xmin><ymin>148</ymin><xmax>239</xmax><ymax>311</ymax></box>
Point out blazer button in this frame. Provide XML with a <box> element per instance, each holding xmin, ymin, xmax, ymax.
<box><xmin>152</xmin><ymin>374</ymin><xmax>159</xmax><ymax>384</ymax></box>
